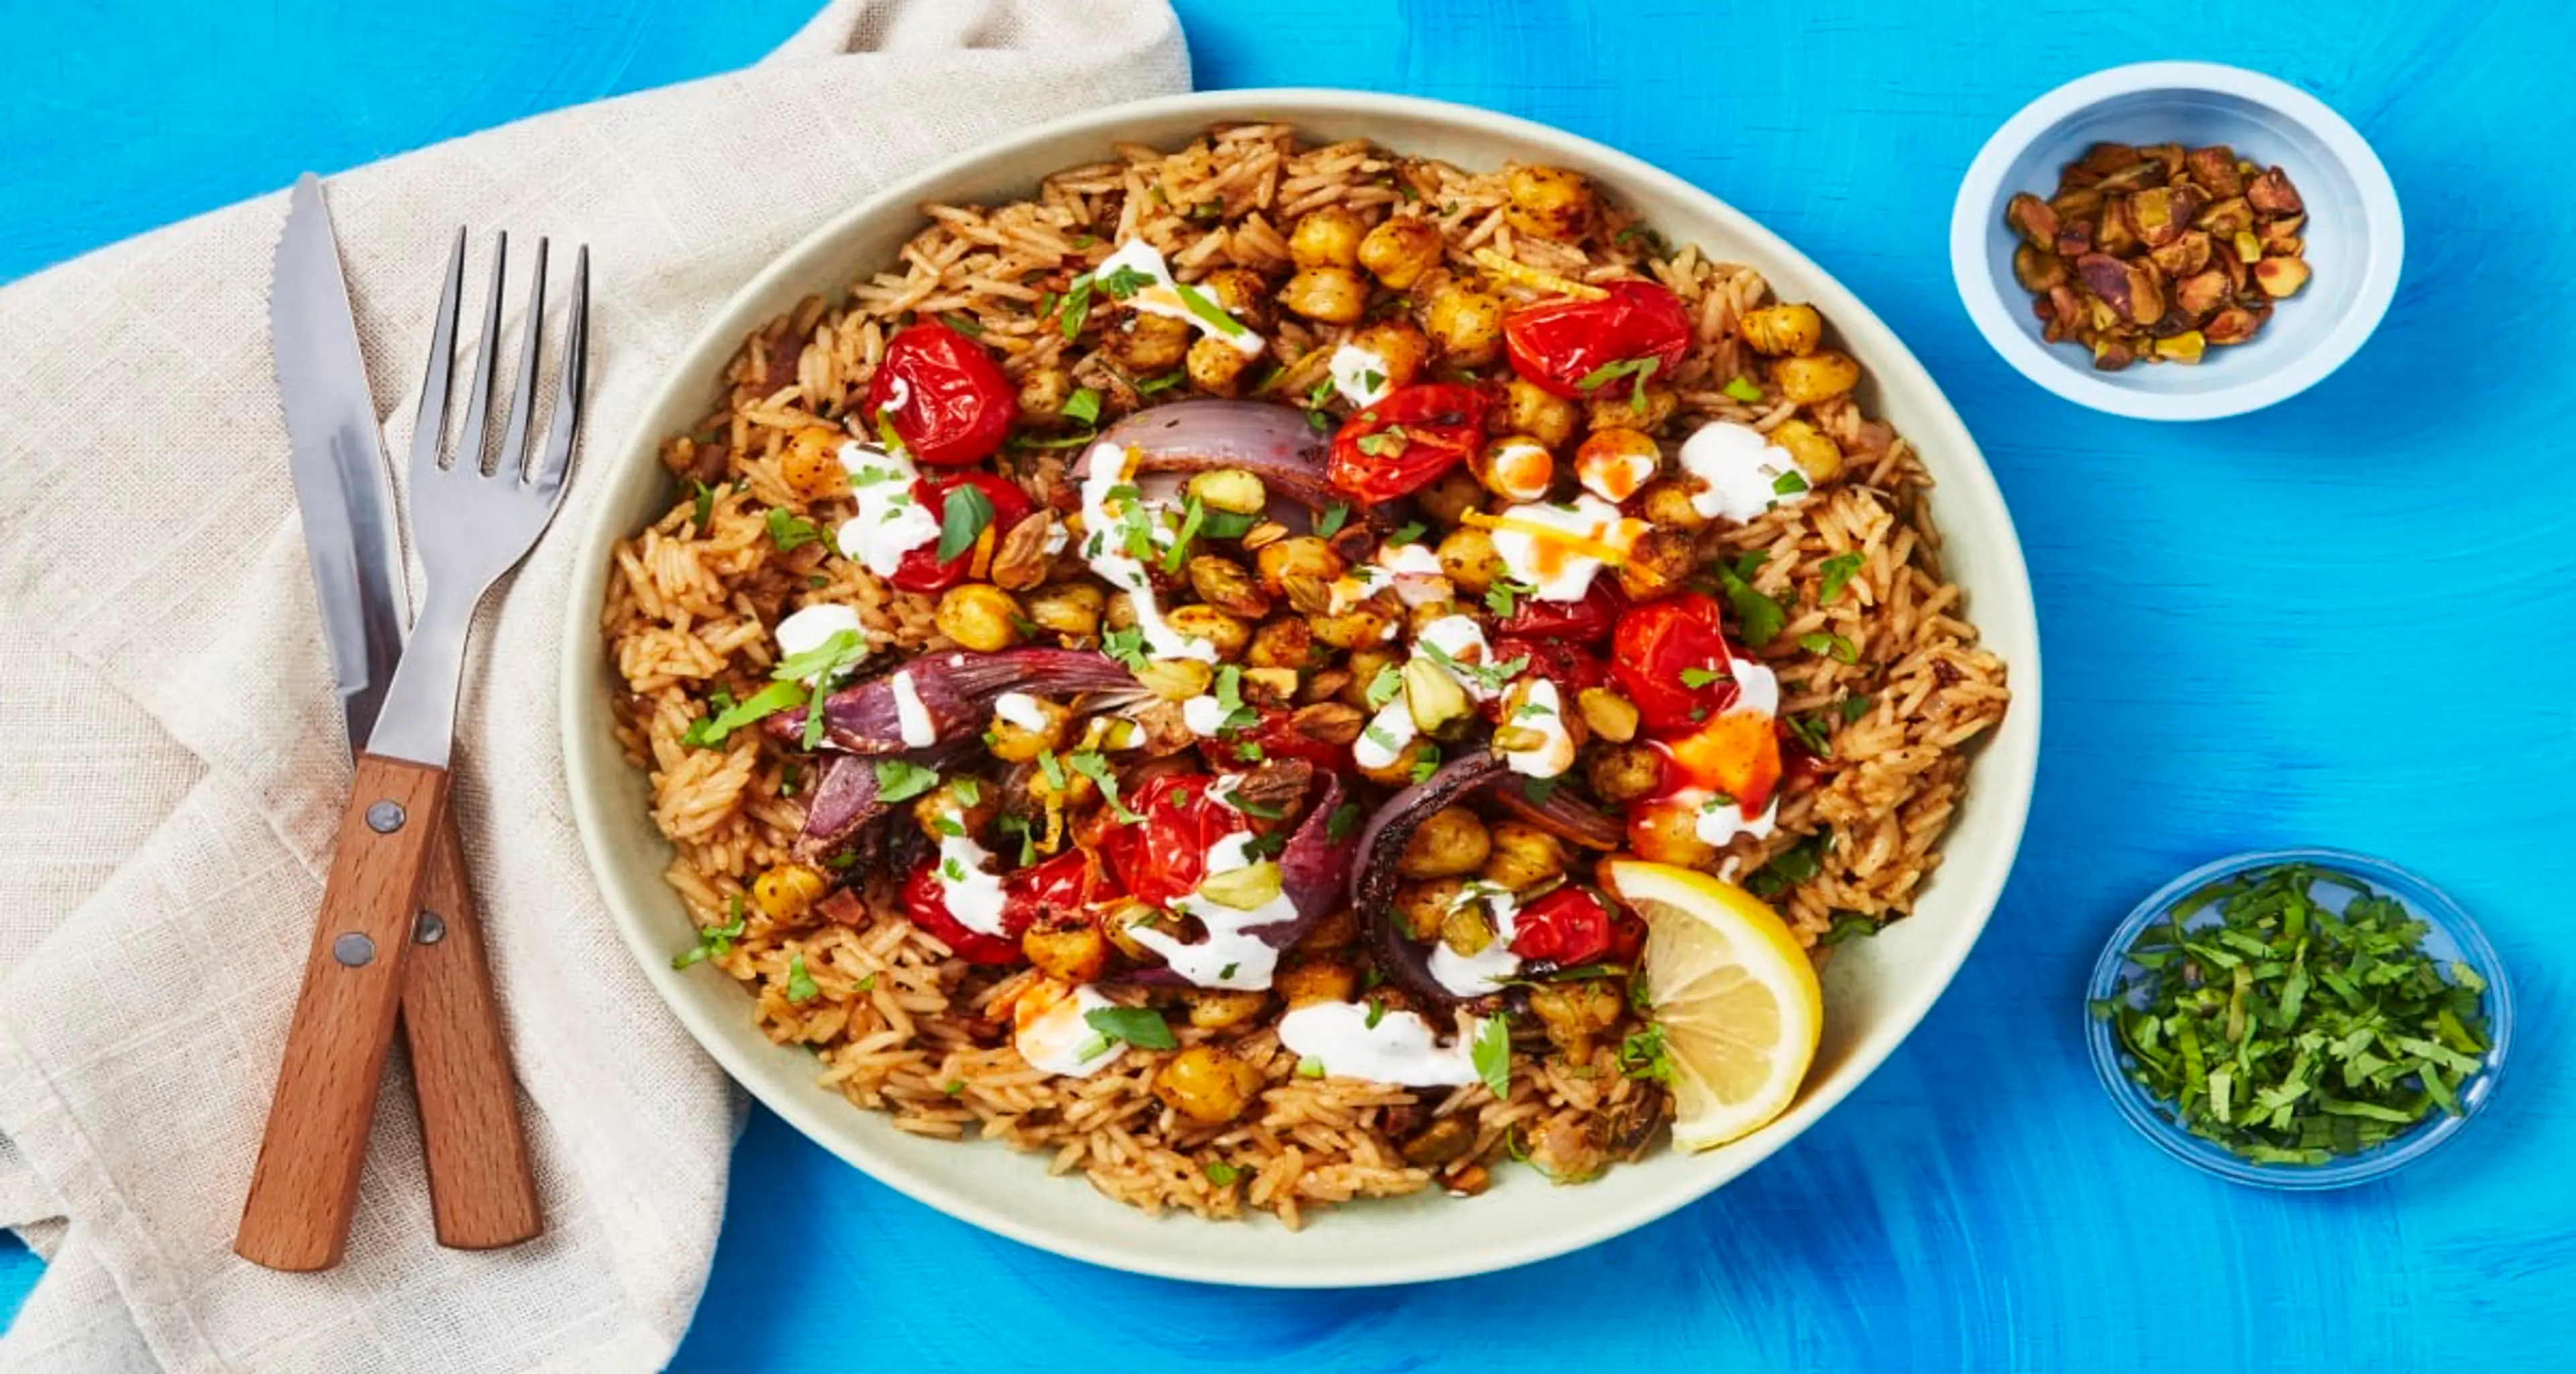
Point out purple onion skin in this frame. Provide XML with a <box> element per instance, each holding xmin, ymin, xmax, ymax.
<box><xmin>1091</xmin><ymin>400</ymin><xmax>1354</xmax><ymax>521</ymax></box>
<box><xmin>1352</xmin><ymin>753</ymin><xmax>1511</xmax><ymax>1008</ymax></box>
<box><xmin>1487</xmin><ymin>774</ymin><xmax>1623</xmax><ymax>850</ymax></box>
<box><xmin>769</xmin><ymin>648</ymin><xmax>1132</xmax><ymax>754</ymax></box>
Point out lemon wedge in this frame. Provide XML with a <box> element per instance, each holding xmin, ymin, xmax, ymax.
<box><xmin>1601</xmin><ymin>858</ymin><xmax>1824</xmax><ymax>1151</ymax></box>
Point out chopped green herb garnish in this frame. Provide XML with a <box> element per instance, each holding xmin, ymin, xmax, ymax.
<box><xmin>1815</xmin><ymin>912</ymin><xmax>1878</xmax><ymax>947</ymax></box>
<box><xmin>1784</xmin><ymin>712</ymin><xmax>1834</xmax><ymax>757</ymax></box>
<box><xmin>1519</xmin><ymin>776</ymin><xmax>1559</xmax><ymax>806</ymax></box>
<box><xmin>1205</xmin><ymin>1161</ymin><xmax>1241</xmax><ymax>1186</ymax></box>
<box><xmin>938</xmin><ymin>311</ymin><xmax>985</xmax><ymax>338</ymax></box>
<box><xmin>1364</xmin><ymin>998</ymin><xmax>1387</xmax><ymax>1029</ymax></box>
<box><xmin>1135</xmin><ymin>368</ymin><xmax>1188</xmax><ymax>395</ymax></box>
<box><xmin>1772</xmin><ymin>470</ymin><xmax>1810</xmax><ymax>496</ymax></box>
<box><xmin>1678</xmin><ymin>666</ymin><xmax>1731</xmax><ymax>690</ymax></box>
<box><xmin>672</xmin><ymin>895</ymin><xmax>750</xmax><ymax>969</ymax></box>
<box><xmin>1083</xmin><ymin>1004</ymin><xmax>1176</xmax><ymax>1050</ymax></box>
<box><xmin>1722</xmin><ymin>376</ymin><xmax>1765</xmax><ymax>404</ymax></box>
<box><xmin>1067</xmin><ymin>750</ymin><xmax>1138</xmax><ymax>823</ymax></box>
<box><xmin>934</xmin><ymin>483</ymin><xmax>997</xmax><ymax>564</ymax></box>
<box><xmin>681</xmin><ymin>680</ymin><xmax>806</xmax><ymax>749</ymax></box>
<box><xmin>1797</xmin><ymin>631</ymin><xmax>1858</xmax><ymax>664</ymax></box>
<box><xmin>1172</xmin><ymin>280</ymin><xmax>1248</xmax><ymax>337</ymax></box>
<box><xmin>1483</xmin><ymin>576</ymin><xmax>1535</xmax><ymax>618</ymax></box>
<box><xmin>1471</xmin><ymin>1016</ymin><xmax>1513</xmax><ymax>1099</ymax></box>
<box><xmin>1715</xmin><ymin>558</ymin><xmax>1786</xmax><ymax>645</ymax></box>
<box><xmin>1057</xmin><ymin>272</ymin><xmax>1096</xmax><ymax>339</ymax></box>
<box><xmin>996</xmin><ymin>814</ymin><xmax>1037</xmax><ymax>866</ymax></box>
<box><xmin>688</xmin><ymin>480</ymin><xmax>718</xmax><ymax>533</ymax></box>
<box><xmin>1098</xmin><ymin>264</ymin><xmax>1155</xmax><ymax>300</ymax></box>
<box><xmin>1061</xmin><ymin>386</ymin><xmax>1104</xmax><ymax>427</ymax></box>
<box><xmin>1354</xmin><ymin>426</ymin><xmax>1409</xmax><ymax>458</ymax></box>
<box><xmin>1818</xmin><ymin>551</ymin><xmax>1864</xmax><ymax>604</ymax></box>
<box><xmin>784</xmin><ymin>953</ymin><xmax>820</xmax><ymax>1003</ymax></box>
<box><xmin>1297</xmin><ymin>1056</ymin><xmax>1327</xmax><ymax>1079</ymax></box>
<box><xmin>1326</xmin><ymin>802</ymin><xmax>1364</xmax><ymax>843</ymax></box>
<box><xmin>766</xmin><ymin>507</ymin><xmax>824</xmax><ymax>551</ymax></box>
<box><xmin>1839</xmin><ymin>694</ymin><xmax>1874</xmax><ymax>723</ymax></box>
<box><xmin>2092</xmin><ymin>864</ymin><xmax>2493</xmax><ymax>1165</ymax></box>
<box><xmin>1102</xmin><ymin>625</ymin><xmax>1149</xmax><ymax>671</ymax></box>
<box><xmin>1408</xmin><ymin>754</ymin><xmax>1440</xmax><ymax>784</ymax></box>
<box><xmin>1316</xmin><ymin>502</ymin><xmax>1352</xmax><ymax>538</ymax></box>
<box><xmin>1574</xmin><ymin>356</ymin><xmax>1658</xmax><ymax>412</ymax></box>
<box><xmin>1036</xmin><ymin>749</ymin><xmax>1068</xmax><ymax>792</ymax></box>
<box><xmin>1617</xmin><ymin>1024</ymin><xmax>1673</xmax><ymax>1085</ymax></box>
<box><xmin>871</xmin><ymin>759</ymin><xmax>941</xmax><ymax>805</ymax></box>
<box><xmin>1364</xmin><ymin>662</ymin><xmax>1405</xmax><ymax>710</ymax></box>
<box><xmin>771</xmin><ymin>629</ymin><xmax>867</xmax><ymax>685</ymax></box>
<box><xmin>1743</xmin><ymin>830</ymin><xmax>1828</xmax><ymax>899</ymax></box>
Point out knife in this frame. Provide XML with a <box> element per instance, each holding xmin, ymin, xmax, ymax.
<box><xmin>269</xmin><ymin>173</ymin><xmax>541</xmax><ymax>1252</ymax></box>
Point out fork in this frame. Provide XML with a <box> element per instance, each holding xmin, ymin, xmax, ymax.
<box><xmin>237</xmin><ymin>231</ymin><xmax>588</xmax><ymax>1272</ymax></box>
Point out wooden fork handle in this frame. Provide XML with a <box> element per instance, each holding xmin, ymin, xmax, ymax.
<box><xmin>402</xmin><ymin>805</ymin><xmax>543</xmax><ymax>1249</ymax></box>
<box><xmin>236</xmin><ymin>753</ymin><xmax>449</xmax><ymax>1272</ymax></box>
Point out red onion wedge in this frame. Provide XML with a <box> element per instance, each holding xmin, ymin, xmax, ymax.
<box><xmin>769</xmin><ymin>647</ymin><xmax>1135</xmax><ymax>755</ymax></box>
<box><xmin>1089</xmin><ymin>400</ymin><xmax>1356</xmax><ymax>529</ymax></box>
<box><xmin>1350</xmin><ymin>753</ymin><xmax>1511</xmax><ymax>1008</ymax></box>
<box><xmin>1488</xmin><ymin>774</ymin><xmax>1623</xmax><ymax>850</ymax></box>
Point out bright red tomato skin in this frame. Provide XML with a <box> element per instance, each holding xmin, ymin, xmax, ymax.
<box><xmin>1001</xmin><ymin>849</ymin><xmax>1097</xmax><ymax>928</ymax></box>
<box><xmin>901</xmin><ymin>857</ymin><xmax>1024</xmax><ymax>964</ymax></box>
<box><xmin>1611</xmin><ymin>593</ymin><xmax>1740</xmax><ymax>733</ymax></box>
<box><xmin>867</xmin><ymin>321</ymin><xmax>1017</xmax><ymax>466</ymax></box>
<box><xmin>1511</xmin><ymin>886</ymin><xmax>1618</xmax><ymax>966</ymax></box>
<box><xmin>1326</xmin><ymin>383</ymin><xmax>1491</xmax><ymax>502</ymax></box>
<box><xmin>1502</xmin><ymin>280</ymin><xmax>1696</xmax><ymax>399</ymax></box>
<box><xmin>1198</xmin><ymin>707</ymin><xmax>1348</xmax><ymax>771</ymax></box>
<box><xmin>1483</xmin><ymin>637</ymin><xmax>1607</xmax><ymax>724</ymax></box>
<box><xmin>1096</xmin><ymin>774</ymin><xmax>1248</xmax><ymax>908</ymax></box>
<box><xmin>1495</xmin><ymin>581</ymin><xmax>1625</xmax><ymax>643</ymax></box>
<box><xmin>885</xmin><ymin>472</ymin><xmax>1034</xmax><ymax>594</ymax></box>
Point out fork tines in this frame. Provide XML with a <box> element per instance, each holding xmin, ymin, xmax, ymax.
<box><xmin>411</xmin><ymin>229</ymin><xmax>590</xmax><ymax>493</ymax></box>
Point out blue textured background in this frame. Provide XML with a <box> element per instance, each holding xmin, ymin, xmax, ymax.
<box><xmin>6</xmin><ymin>2</ymin><xmax>2573</xmax><ymax>1368</ymax></box>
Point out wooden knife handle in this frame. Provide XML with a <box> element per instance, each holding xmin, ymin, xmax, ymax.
<box><xmin>402</xmin><ymin>807</ymin><xmax>543</xmax><ymax>1249</ymax></box>
<box><xmin>236</xmin><ymin>753</ymin><xmax>448</xmax><ymax>1272</ymax></box>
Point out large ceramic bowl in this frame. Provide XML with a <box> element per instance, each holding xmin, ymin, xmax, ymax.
<box><xmin>561</xmin><ymin>89</ymin><xmax>2043</xmax><ymax>1287</ymax></box>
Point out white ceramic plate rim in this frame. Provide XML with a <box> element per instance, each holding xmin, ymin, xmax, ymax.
<box><xmin>562</xmin><ymin>89</ymin><xmax>2043</xmax><ymax>1287</ymax></box>
<box><xmin>1948</xmin><ymin>60</ymin><xmax>2404</xmax><ymax>421</ymax></box>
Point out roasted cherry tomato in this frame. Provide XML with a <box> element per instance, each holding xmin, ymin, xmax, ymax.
<box><xmin>1502</xmin><ymin>280</ymin><xmax>1695</xmax><ymax>399</ymax></box>
<box><xmin>999</xmin><ymin>848</ymin><xmax>1100</xmax><ymax>935</ymax></box>
<box><xmin>901</xmin><ymin>854</ymin><xmax>1024</xmax><ymax>964</ymax></box>
<box><xmin>1096</xmin><ymin>774</ymin><xmax>1247</xmax><ymax>908</ymax></box>
<box><xmin>1656</xmin><ymin>705</ymin><xmax>1783</xmax><ymax>817</ymax></box>
<box><xmin>1199</xmin><ymin>706</ymin><xmax>1348</xmax><ymax>772</ymax></box>
<box><xmin>1511</xmin><ymin>886</ymin><xmax>1617</xmax><ymax>966</ymax></box>
<box><xmin>1326</xmin><ymin>383</ymin><xmax>1491</xmax><ymax>502</ymax></box>
<box><xmin>885</xmin><ymin>471</ymin><xmax>1034</xmax><ymax>594</ymax></box>
<box><xmin>1494</xmin><ymin>580</ymin><xmax>1624</xmax><ymax>643</ymax></box>
<box><xmin>1605</xmin><ymin>906</ymin><xmax>1648</xmax><ymax>965</ymax></box>
<box><xmin>1611</xmin><ymin>592</ymin><xmax>1740</xmax><ymax>733</ymax></box>
<box><xmin>866</xmin><ymin>320</ymin><xmax>1017</xmax><ymax>466</ymax></box>
<box><xmin>1483</xmin><ymin>636</ymin><xmax>1607</xmax><ymax>723</ymax></box>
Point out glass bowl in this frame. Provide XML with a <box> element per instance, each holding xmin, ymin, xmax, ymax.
<box><xmin>2084</xmin><ymin>847</ymin><xmax>2512</xmax><ymax>1189</ymax></box>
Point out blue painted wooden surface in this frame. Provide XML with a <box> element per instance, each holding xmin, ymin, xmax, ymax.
<box><xmin>5</xmin><ymin>2</ymin><xmax>2573</xmax><ymax>1368</ymax></box>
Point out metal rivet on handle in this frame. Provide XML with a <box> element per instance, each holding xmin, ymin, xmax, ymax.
<box><xmin>333</xmin><ymin>933</ymin><xmax>376</xmax><ymax>967</ymax></box>
<box><xmin>366</xmin><ymin>800</ymin><xmax>407</xmax><ymax>833</ymax></box>
<box><xmin>414</xmin><ymin>910</ymin><xmax>447</xmax><ymax>945</ymax></box>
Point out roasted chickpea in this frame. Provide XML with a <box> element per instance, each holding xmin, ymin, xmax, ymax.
<box><xmin>1254</xmin><ymin>535</ymin><xmax>1346</xmax><ymax>594</ymax></box>
<box><xmin>1023</xmin><ymin>581</ymin><xmax>1104</xmax><ymax>639</ymax></box>
<box><xmin>1737</xmin><ymin>302</ymin><xmax>1824</xmax><ymax>356</ymax></box>
<box><xmin>1412</xmin><ymin>466</ymin><xmax>1485</xmax><ymax>527</ymax></box>
<box><xmin>1339</xmin><ymin>646</ymin><xmax>1400</xmax><ymax>708</ymax></box>
<box><xmin>1434</xmin><ymin>527</ymin><xmax>1504</xmax><ymax>593</ymax></box>
<box><xmin>911</xmin><ymin>776</ymin><xmax>995</xmax><ymax>842</ymax></box>
<box><xmin>1635</xmin><ymin>478</ymin><xmax>1710</xmax><ymax>533</ymax></box>
<box><xmin>1186</xmin><ymin>335</ymin><xmax>1258</xmax><ymax>396</ymax></box>
<box><xmin>1628</xmin><ymin>799</ymin><xmax>1719</xmax><ymax>869</ymax></box>
<box><xmin>1356</xmin><ymin>736</ymin><xmax>1441</xmax><ymax>788</ymax></box>
<box><xmin>1527</xmin><ymin>980</ymin><xmax>1623</xmax><ymax>1058</ymax></box>
<box><xmin>1500</xmin><ymin>375</ymin><xmax>1580</xmax><ymax>450</ymax></box>
<box><xmin>1165</xmin><ymin>604</ymin><xmax>1250</xmax><ymax>659</ymax></box>
<box><xmin>935</xmin><ymin>584</ymin><xmax>1023</xmax><ymax>653</ymax></box>
<box><xmin>1301</xmin><ymin>906</ymin><xmax>1360</xmax><ymax>951</ymax></box>
<box><xmin>1422</xmin><ymin>282</ymin><xmax>1507</xmax><ymax>366</ymax></box>
<box><xmin>1767</xmin><ymin>417</ymin><xmax>1843</xmax><ymax>483</ymax></box>
<box><xmin>1022</xmin><ymin>918</ymin><xmax>1109</xmax><ymax>984</ymax></box>
<box><xmin>985</xmin><ymin>694</ymin><xmax>1070</xmax><ymax>763</ymax></box>
<box><xmin>1587</xmin><ymin>743</ymin><xmax>1666</xmax><ymax>804</ymax></box>
<box><xmin>1152</xmin><ymin>1045</ymin><xmax>1267</xmax><ymax>1126</ymax></box>
<box><xmin>1397</xmin><ymin>806</ymin><xmax>1493</xmax><ymax>880</ymax></box>
<box><xmin>1184</xmin><ymin>988</ymin><xmax>1273</xmax><ymax>1031</ymax></box>
<box><xmin>1480</xmin><ymin>821</ymin><xmax>1565</xmax><ymax>891</ymax></box>
<box><xmin>1504</xmin><ymin>164</ymin><xmax>1597</xmax><ymax>241</ymax></box>
<box><xmin>750</xmin><ymin>863</ymin><xmax>827</xmax><ymax>920</ymax></box>
<box><xmin>1358</xmin><ymin>215</ymin><xmax>1444</xmax><ymax>290</ymax></box>
<box><xmin>1097</xmin><ymin>899</ymin><xmax>1161</xmax><ymax>962</ymax></box>
<box><xmin>1309</xmin><ymin>605</ymin><xmax>1395</xmax><ymax>651</ymax></box>
<box><xmin>1199</xmin><ymin>266</ymin><xmax>1277</xmax><ymax>333</ymax></box>
<box><xmin>779</xmin><ymin>425</ymin><xmax>848</xmax><ymax>502</ymax></box>
<box><xmin>1015</xmin><ymin>364</ymin><xmax>1075</xmax><ymax>424</ymax></box>
<box><xmin>1289</xmin><ymin>205</ymin><xmax>1368</xmax><ymax>268</ymax></box>
<box><xmin>1393</xmin><ymin>878</ymin><xmax>1469</xmax><ymax>941</ymax></box>
<box><xmin>1616</xmin><ymin>526</ymin><xmax>1699</xmax><ymax>600</ymax></box>
<box><xmin>1245</xmin><ymin>615</ymin><xmax>1320</xmax><ymax>670</ymax></box>
<box><xmin>1573</xmin><ymin>429</ymin><xmax>1662</xmax><ymax>503</ymax></box>
<box><xmin>1769</xmin><ymin>351</ymin><xmax>1862</xmax><ymax>405</ymax></box>
<box><xmin>1475</xmin><ymin>435</ymin><xmax>1555</xmax><ymax>503</ymax></box>
<box><xmin>1587</xmin><ymin>384</ymin><xmax>1678</xmax><ymax>433</ymax></box>
<box><xmin>1275</xmin><ymin>957</ymin><xmax>1359</xmax><ymax>1009</ymax></box>
<box><xmin>1132</xmin><ymin>658</ymin><xmax>1214</xmax><ymax>702</ymax></box>
<box><xmin>1105</xmin><ymin>313</ymin><xmax>1193</xmax><ymax>374</ymax></box>
<box><xmin>1187</xmin><ymin>556</ymin><xmax>1271</xmax><ymax>619</ymax></box>
<box><xmin>1280</xmin><ymin>267</ymin><xmax>1368</xmax><ymax>325</ymax></box>
<box><xmin>1299</xmin><ymin>667</ymin><xmax>1352</xmax><ymax>704</ymax></box>
<box><xmin>1346</xmin><ymin>320</ymin><xmax>1434</xmax><ymax>392</ymax></box>
<box><xmin>1439</xmin><ymin>897</ymin><xmax>1498</xmax><ymax>957</ymax></box>
<box><xmin>1241</xmin><ymin>666</ymin><xmax>1299</xmax><ymax>704</ymax></box>
<box><xmin>1186</xmin><ymin>468</ymin><xmax>1268</xmax><ymax>515</ymax></box>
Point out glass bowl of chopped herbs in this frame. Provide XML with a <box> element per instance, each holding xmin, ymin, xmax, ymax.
<box><xmin>2086</xmin><ymin>849</ymin><xmax>2511</xmax><ymax>1188</ymax></box>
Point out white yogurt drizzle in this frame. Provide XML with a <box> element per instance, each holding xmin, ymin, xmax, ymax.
<box><xmin>931</xmin><ymin>830</ymin><xmax>1009</xmax><ymax>937</ymax></box>
<box><xmin>1487</xmin><ymin>495</ymin><xmax>1644</xmax><ymax>603</ymax></box>
<box><xmin>774</xmin><ymin>603</ymin><xmax>863</xmax><ymax>659</ymax></box>
<box><xmin>1328</xmin><ymin>341</ymin><xmax>1395</xmax><ymax>407</ymax></box>
<box><xmin>1095</xmin><ymin>239</ymin><xmax>1266</xmax><ymax>358</ymax></box>
<box><xmin>1676</xmin><ymin>421</ymin><xmax>1811</xmax><ymax>525</ymax></box>
<box><xmin>1013</xmin><ymin>982</ymin><xmax>1126</xmax><ymax>1078</ymax></box>
<box><xmin>1428</xmin><ymin>880</ymin><xmax>1522</xmax><ymax>997</ymax></box>
<box><xmin>993</xmin><ymin>692</ymin><xmax>1050</xmax><ymax>733</ymax></box>
<box><xmin>1277</xmin><ymin>1002</ymin><xmax>1485</xmax><ymax>1087</ymax></box>
<box><xmin>833</xmin><ymin>440</ymin><xmax>943</xmax><ymax>576</ymax></box>
<box><xmin>1129</xmin><ymin>828</ymin><xmax>1295</xmax><ymax>990</ymax></box>
<box><xmin>888</xmin><ymin>670</ymin><xmax>936</xmax><ymax>748</ymax></box>
<box><xmin>1079</xmin><ymin>441</ymin><xmax>1218</xmax><ymax>664</ymax></box>
<box><xmin>1499</xmin><ymin>678</ymin><xmax>1576</xmax><ymax>779</ymax></box>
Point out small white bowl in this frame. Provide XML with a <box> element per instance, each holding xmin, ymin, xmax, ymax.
<box><xmin>1951</xmin><ymin>62</ymin><xmax>2402</xmax><ymax>421</ymax></box>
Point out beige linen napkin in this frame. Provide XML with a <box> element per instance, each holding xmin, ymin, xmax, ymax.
<box><xmin>0</xmin><ymin>2</ymin><xmax>1189</xmax><ymax>1369</ymax></box>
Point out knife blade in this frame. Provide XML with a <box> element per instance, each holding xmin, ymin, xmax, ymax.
<box><xmin>273</xmin><ymin>172</ymin><xmax>407</xmax><ymax>749</ymax></box>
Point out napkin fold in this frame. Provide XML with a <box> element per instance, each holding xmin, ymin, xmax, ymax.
<box><xmin>0</xmin><ymin>3</ymin><xmax>1189</xmax><ymax>1369</ymax></box>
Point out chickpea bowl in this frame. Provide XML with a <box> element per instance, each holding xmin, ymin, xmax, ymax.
<box><xmin>563</xmin><ymin>90</ymin><xmax>2041</xmax><ymax>1287</ymax></box>
<box><xmin>1951</xmin><ymin>62</ymin><xmax>2402</xmax><ymax>420</ymax></box>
